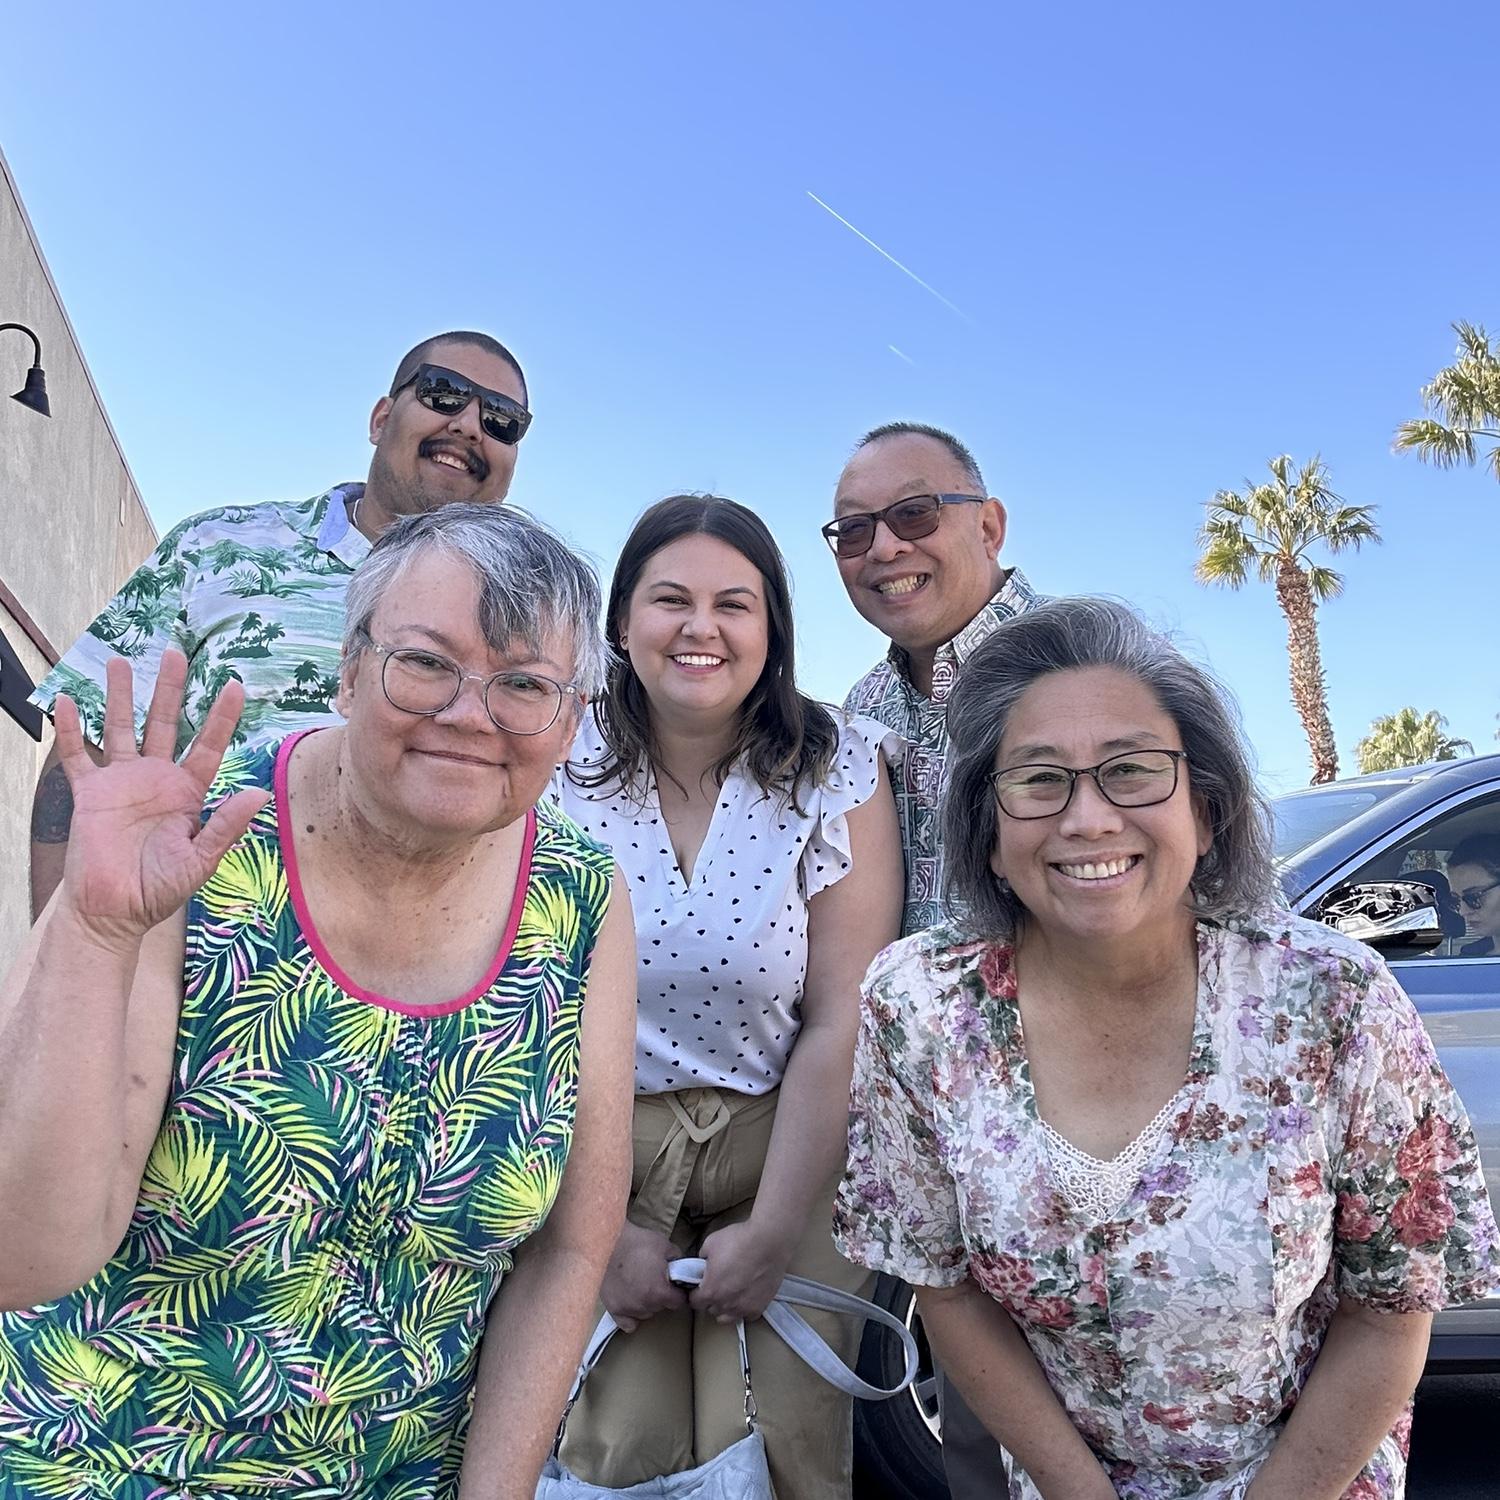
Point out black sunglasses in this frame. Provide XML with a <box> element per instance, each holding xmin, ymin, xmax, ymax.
<box><xmin>821</xmin><ymin>494</ymin><xmax>985</xmax><ymax>559</ymax></box>
<box><xmin>393</xmin><ymin>363</ymin><xmax>532</xmax><ymax>446</ymax></box>
<box><xmin>1455</xmin><ymin>879</ymin><xmax>1500</xmax><ymax>913</ymax></box>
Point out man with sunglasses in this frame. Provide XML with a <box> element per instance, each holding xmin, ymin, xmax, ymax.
<box><xmin>828</xmin><ymin>420</ymin><xmax>1039</xmax><ymax>1500</ymax></box>
<box><xmin>831</xmin><ymin>421</ymin><xmax>1041</xmax><ymax>938</ymax></box>
<box><xmin>28</xmin><ymin>330</ymin><xmax>532</xmax><ymax>917</ymax></box>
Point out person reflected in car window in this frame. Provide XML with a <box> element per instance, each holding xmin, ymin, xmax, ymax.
<box><xmin>1448</xmin><ymin>833</ymin><xmax>1500</xmax><ymax>957</ymax></box>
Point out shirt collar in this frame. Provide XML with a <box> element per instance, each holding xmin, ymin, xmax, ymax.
<box><xmin>884</xmin><ymin>566</ymin><xmax>1039</xmax><ymax>686</ymax></box>
<box><xmin>313</xmin><ymin>482</ymin><xmax>372</xmax><ymax>568</ymax></box>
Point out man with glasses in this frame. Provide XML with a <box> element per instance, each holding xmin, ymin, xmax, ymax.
<box><xmin>28</xmin><ymin>330</ymin><xmax>532</xmax><ymax>916</ymax></box>
<box><xmin>830</xmin><ymin>421</ymin><xmax>1041</xmax><ymax>937</ymax></box>
<box><xmin>826</xmin><ymin>420</ymin><xmax>1039</xmax><ymax>1499</ymax></box>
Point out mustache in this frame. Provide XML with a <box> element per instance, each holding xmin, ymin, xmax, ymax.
<box><xmin>419</xmin><ymin>437</ymin><xmax>488</xmax><ymax>483</ymax></box>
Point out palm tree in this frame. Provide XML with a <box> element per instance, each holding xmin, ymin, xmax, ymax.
<box><xmin>1394</xmin><ymin>321</ymin><xmax>1500</xmax><ymax>482</ymax></box>
<box><xmin>1355</xmin><ymin>709</ymin><xmax>1473</xmax><ymax>774</ymax></box>
<box><xmin>1195</xmin><ymin>455</ymin><xmax>1380</xmax><ymax>785</ymax></box>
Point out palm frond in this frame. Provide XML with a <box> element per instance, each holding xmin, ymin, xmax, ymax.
<box><xmin>1208</xmin><ymin>489</ymin><xmax>1253</xmax><ymax>519</ymax></box>
<box><xmin>1305</xmin><ymin>565</ymin><xmax>1345</xmax><ymax>602</ymax></box>
<box><xmin>1452</xmin><ymin>320</ymin><xmax>1497</xmax><ymax>363</ymax></box>
<box><xmin>1320</xmin><ymin>505</ymin><xmax>1381</xmax><ymax>550</ymax></box>
<box><xmin>1393</xmin><ymin>417</ymin><xmax>1477</xmax><ymax>468</ymax></box>
<box><xmin>1194</xmin><ymin>536</ymin><xmax>1251</xmax><ymax>588</ymax></box>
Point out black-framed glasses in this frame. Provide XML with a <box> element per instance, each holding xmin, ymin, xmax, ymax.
<box><xmin>361</xmin><ymin>635</ymin><xmax>580</xmax><ymax>735</ymax></box>
<box><xmin>1454</xmin><ymin>879</ymin><xmax>1500</xmax><ymax>913</ymax></box>
<box><xmin>820</xmin><ymin>493</ymin><xmax>986</xmax><ymax>559</ymax></box>
<box><xmin>990</xmin><ymin>749</ymin><xmax>1189</xmax><ymax>820</ymax></box>
<box><xmin>392</xmin><ymin>363</ymin><xmax>532</xmax><ymax>446</ymax></box>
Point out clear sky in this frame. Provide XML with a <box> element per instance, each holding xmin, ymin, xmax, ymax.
<box><xmin>4</xmin><ymin>0</ymin><xmax>1496</xmax><ymax>792</ymax></box>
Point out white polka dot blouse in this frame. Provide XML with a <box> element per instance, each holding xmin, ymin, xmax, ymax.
<box><xmin>550</xmin><ymin>711</ymin><xmax>895</xmax><ymax>1095</ymax></box>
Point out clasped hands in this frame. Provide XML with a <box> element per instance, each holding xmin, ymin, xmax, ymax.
<box><xmin>600</xmin><ymin>1218</ymin><xmax>793</xmax><ymax>1332</ymax></box>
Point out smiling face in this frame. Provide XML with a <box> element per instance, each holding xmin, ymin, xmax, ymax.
<box><xmin>989</xmin><ymin>666</ymin><xmax>1211</xmax><ymax>953</ymax></box>
<box><xmin>831</xmin><ymin>433</ymin><xmax>1006</xmax><ymax>658</ymax></box>
<box><xmin>337</xmin><ymin>549</ymin><xmax>581</xmax><ymax>842</ymax></box>
<box><xmin>620</xmin><ymin>533</ymin><xmax>770</xmax><ymax>735</ymax></box>
<box><xmin>365</xmin><ymin>340</ymin><xmax>527</xmax><ymax>520</ymax></box>
<box><xmin>1448</xmin><ymin>861</ymin><xmax>1500</xmax><ymax>941</ymax></box>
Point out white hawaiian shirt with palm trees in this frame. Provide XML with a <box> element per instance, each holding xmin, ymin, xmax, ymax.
<box><xmin>30</xmin><ymin>484</ymin><xmax>370</xmax><ymax>754</ymax></box>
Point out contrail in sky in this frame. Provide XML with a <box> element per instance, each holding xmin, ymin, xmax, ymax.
<box><xmin>806</xmin><ymin>191</ymin><xmax>972</xmax><ymax>323</ymax></box>
<box><xmin>888</xmin><ymin>345</ymin><xmax>916</xmax><ymax>366</ymax></box>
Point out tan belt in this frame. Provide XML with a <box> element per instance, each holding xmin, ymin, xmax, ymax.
<box><xmin>630</xmin><ymin>1086</ymin><xmax>769</xmax><ymax>1236</ymax></box>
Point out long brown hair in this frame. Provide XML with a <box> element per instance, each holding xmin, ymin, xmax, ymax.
<box><xmin>571</xmin><ymin>494</ymin><xmax>837</xmax><ymax>809</ymax></box>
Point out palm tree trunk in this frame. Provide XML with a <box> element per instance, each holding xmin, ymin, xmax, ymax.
<box><xmin>1275</xmin><ymin>561</ymin><xmax>1340</xmax><ymax>784</ymax></box>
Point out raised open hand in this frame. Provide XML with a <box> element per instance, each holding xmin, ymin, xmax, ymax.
<box><xmin>54</xmin><ymin>651</ymin><xmax>270</xmax><ymax>948</ymax></box>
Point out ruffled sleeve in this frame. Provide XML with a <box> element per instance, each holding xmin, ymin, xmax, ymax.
<box><xmin>1331</xmin><ymin>960</ymin><xmax>1500</xmax><ymax>1312</ymax></box>
<box><xmin>800</xmin><ymin>713</ymin><xmax>902</xmax><ymax>900</ymax></box>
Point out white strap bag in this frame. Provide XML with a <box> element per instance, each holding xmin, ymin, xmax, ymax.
<box><xmin>535</xmin><ymin>1257</ymin><xmax>919</xmax><ymax>1498</ymax></box>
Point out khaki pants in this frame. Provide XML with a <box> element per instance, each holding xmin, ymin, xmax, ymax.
<box><xmin>559</xmin><ymin>1087</ymin><xmax>873</xmax><ymax>1500</ymax></box>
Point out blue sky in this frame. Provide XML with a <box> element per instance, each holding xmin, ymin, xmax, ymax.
<box><xmin>4</xmin><ymin>0</ymin><xmax>1496</xmax><ymax>792</ymax></box>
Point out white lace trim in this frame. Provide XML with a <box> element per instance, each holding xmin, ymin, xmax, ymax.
<box><xmin>1040</xmin><ymin>1095</ymin><xmax>1183</xmax><ymax>1221</ymax></box>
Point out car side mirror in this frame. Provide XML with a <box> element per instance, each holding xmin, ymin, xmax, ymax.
<box><xmin>1311</xmin><ymin>879</ymin><xmax>1448</xmax><ymax>952</ymax></box>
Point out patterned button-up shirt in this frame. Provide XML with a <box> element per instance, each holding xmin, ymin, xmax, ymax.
<box><xmin>31</xmin><ymin>484</ymin><xmax>370</xmax><ymax>753</ymax></box>
<box><xmin>843</xmin><ymin>568</ymin><xmax>1042</xmax><ymax>935</ymax></box>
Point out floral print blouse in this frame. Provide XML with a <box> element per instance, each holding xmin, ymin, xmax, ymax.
<box><xmin>835</xmin><ymin>911</ymin><xmax>1500</xmax><ymax>1499</ymax></box>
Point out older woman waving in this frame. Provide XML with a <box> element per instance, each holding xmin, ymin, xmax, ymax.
<box><xmin>0</xmin><ymin>505</ymin><xmax>636</xmax><ymax>1500</ymax></box>
<box><xmin>836</xmin><ymin>598</ymin><xmax>1499</xmax><ymax>1500</ymax></box>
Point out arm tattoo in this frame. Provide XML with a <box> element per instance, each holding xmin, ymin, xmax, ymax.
<box><xmin>31</xmin><ymin>764</ymin><xmax>75</xmax><ymax>844</ymax></box>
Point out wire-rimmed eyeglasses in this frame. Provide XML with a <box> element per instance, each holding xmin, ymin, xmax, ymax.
<box><xmin>989</xmin><ymin>750</ymin><xmax>1189</xmax><ymax>820</ymax></box>
<box><xmin>360</xmin><ymin>633</ymin><xmax>580</xmax><ymax>735</ymax></box>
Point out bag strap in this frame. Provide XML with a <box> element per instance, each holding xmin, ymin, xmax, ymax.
<box><xmin>553</xmin><ymin>1272</ymin><xmax>756</xmax><ymax>1454</ymax></box>
<box><xmin>664</xmin><ymin>1259</ymin><xmax>919</xmax><ymax>1400</ymax></box>
<box><xmin>552</xmin><ymin>1258</ymin><xmax>920</xmax><ymax>1456</ymax></box>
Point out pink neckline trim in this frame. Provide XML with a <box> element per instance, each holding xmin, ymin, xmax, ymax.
<box><xmin>274</xmin><ymin>729</ymin><xmax>536</xmax><ymax>1018</ymax></box>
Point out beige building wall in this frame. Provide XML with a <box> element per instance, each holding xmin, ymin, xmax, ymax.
<box><xmin>0</xmin><ymin>144</ymin><xmax>157</xmax><ymax>951</ymax></box>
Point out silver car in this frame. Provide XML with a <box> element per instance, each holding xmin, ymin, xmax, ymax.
<box><xmin>852</xmin><ymin>753</ymin><xmax>1500</xmax><ymax>1500</ymax></box>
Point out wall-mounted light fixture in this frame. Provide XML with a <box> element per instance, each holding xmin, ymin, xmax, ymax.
<box><xmin>1</xmin><ymin>322</ymin><xmax>50</xmax><ymax>416</ymax></box>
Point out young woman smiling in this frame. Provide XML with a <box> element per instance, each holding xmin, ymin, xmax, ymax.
<box><xmin>551</xmin><ymin>495</ymin><xmax>903</xmax><ymax>1500</ymax></box>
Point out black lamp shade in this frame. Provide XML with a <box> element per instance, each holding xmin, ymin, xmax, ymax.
<box><xmin>11</xmin><ymin>364</ymin><xmax>49</xmax><ymax>417</ymax></box>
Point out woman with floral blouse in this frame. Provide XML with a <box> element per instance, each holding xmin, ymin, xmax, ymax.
<box><xmin>835</xmin><ymin>597</ymin><xmax>1499</xmax><ymax>1500</ymax></box>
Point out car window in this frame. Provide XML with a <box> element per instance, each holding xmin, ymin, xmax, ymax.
<box><xmin>1342</xmin><ymin>792</ymin><xmax>1500</xmax><ymax>959</ymax></box>
<box><xmin>1271</xmin><ymin>783</ymin><xmax>1408</xmax><ymax>861</ymax></box>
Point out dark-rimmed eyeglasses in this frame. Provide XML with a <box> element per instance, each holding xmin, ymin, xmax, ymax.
<box><xmin>820</xmin><ymin>493</ymin><xmax>985</xmax><ymax>559</ymax></box>
<box><xmin>990</xmin><ymin>750</ymin><xmax>1189</xmax><ymax>820</ymax></box>
<box><xmin>361</xmin><ymin>634</ymin><xmax>579</xmax><ymax>735</ymax></box>
<box><xmin>392</xmin><ymin>363</ymin><xmax>532</xmax><ymax>446</ymax></box>
<box><xmin>1454</xmin><ymin>879</ymin><xmax>1500</xmax><ymax>913</ymax></box>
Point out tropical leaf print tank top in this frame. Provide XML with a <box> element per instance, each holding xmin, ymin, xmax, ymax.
<box><xmin>0</xmin><ymin>731</ymin><xmax>614</xmax><ymax>1500</ymax></box>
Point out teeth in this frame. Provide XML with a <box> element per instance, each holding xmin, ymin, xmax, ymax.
<box><xmin>1056</xmin><ymin>858</ymin><xmax>1136</xmax><ymax>881</ymax></box>
<box><xmin>877</xmin><ymin>575</ymin><xmax>925</xmax><ymax>596</ymax></box>
<box><xmin>673</xmin><ymin>655</ymin><xmax>724</xmax><ymax>667</ymax></box>
<box><xmin>431</xmin><ymin>452</ymin><xmax>469</xmax><ymax>472</ymax></box>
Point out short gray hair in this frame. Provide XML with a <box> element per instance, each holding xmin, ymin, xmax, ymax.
<box><xmin>941</xmin><ymin>597</ymin><xmax>1275</xmax><ymax>939</ymax></box>
<box><xmin>343</xmin><ymin>503</ymin><xmax>608</xmax><ymax>699</ymax></box>
<box><xmin>854</xmin><ymin>421</ymin><xmax>985</xmax><ymax>493</ymax></box>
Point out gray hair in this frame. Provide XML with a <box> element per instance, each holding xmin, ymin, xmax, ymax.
<box><xmin>853</xmin><ymin>422</ymin><xmax>985</xmax><ymax>493</ymax></box>
<box><xmin>342</xmin><ymin>503</ymin><xmax>608</xmax><ymax>699</ymax></box>
<box><xmin>941</xmin><ymin>597</ymin><xmax>1275</xmax><ymax>939</ymax></box>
